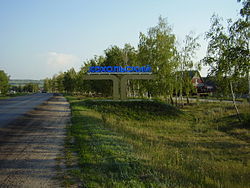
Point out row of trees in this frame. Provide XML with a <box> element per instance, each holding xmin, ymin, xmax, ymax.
<box><xmin>44</xmin><ymin>17</ymin><xmax>200</xmax><ymax>104</ymax></box>
<box><xmin>0</xmin><ymin>70</ymin><xmax>40</xmax><ymax>95</ymax></box>
<box><xmin>44</xmin><ymin>0</ymin><xmax>249</xmax><ymax>105</ymax></box>
<box><xmin>10</xmin><ymin>83</ymin><xmax>39</xmax><ymax>93</ymax></box>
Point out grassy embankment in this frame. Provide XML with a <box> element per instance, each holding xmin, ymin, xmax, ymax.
<box><xmin>65</xmin><ymin>96</ymin><xmax>250</xmax><ymax>188</ymax></box>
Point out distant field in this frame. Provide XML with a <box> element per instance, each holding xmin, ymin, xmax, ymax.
<box><xmin>9</xmin><ymin>79</ymin><xmax>44</xmax><ymax>88</ymax></box>
<box><xmin>64</xmin><ymin>96</ymin><xmax>250</xmax><ymax>188</ymax></box>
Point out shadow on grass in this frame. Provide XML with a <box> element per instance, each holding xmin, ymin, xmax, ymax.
<box><xmin>75</xmin><ymin>99</ymin><xmax>183</xmax><ymax>121</ymax></box>
<box><xmin>216</xmin><ymin>113</ymin><xmax>250</xmax><ymax>131</ymax></box>
<box><xmin>214</xmin><ymin>113</ymin><xmax>250</xmax><ymax>142</ymax></box>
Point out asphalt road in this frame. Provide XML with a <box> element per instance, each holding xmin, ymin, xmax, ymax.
<box><xmin>0</xmin><ymin>93</ymin><xmax>53</xmax><ymax>128</ymax></box>
<box><xmin>0</xmin><ymin>93</ymin><xmax>70</xmax><ymax>187</ymax></box>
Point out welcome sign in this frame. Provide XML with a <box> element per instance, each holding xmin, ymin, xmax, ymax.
<box><xmin>88</xmin><ymin>65</ymin><xmax>152</xmax><ymax>74</ymax></box>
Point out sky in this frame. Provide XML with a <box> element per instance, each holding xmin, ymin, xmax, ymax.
<box><xmin>0</xmin><ymin>0</ymin><xmax>243</xmax><ymax>79</ymax></box>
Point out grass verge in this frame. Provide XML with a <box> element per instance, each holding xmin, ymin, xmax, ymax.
<box><xmin>65</xmin><ymin>96</ymin><xmax>250</xmax><ymax>188</ymax></box>
<box><xmin>0</xmin><ymin>92</ymin><xmax>30</xmax><ymax>100</ymax></box>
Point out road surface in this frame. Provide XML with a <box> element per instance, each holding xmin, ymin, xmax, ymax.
<box><xmin>0</xmin><ymin>93</ymin><xmax>53</xmax><ymax>128</ymax></box>
<box><xmin>0</xmin><ymin>93</ymin><xmax>70</xmax><ymax>187</ymax></box>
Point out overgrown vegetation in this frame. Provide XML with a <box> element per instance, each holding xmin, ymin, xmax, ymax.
<box><xmin>65</xmin><ymin>96</ymin><xmax>250</xmax><ymax>188</ymax></box>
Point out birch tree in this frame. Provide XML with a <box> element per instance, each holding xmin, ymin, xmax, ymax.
<box><xmin>203</xmin><ymin>14</ymin><xmax>249</xmax><ymax>120</ymax></box>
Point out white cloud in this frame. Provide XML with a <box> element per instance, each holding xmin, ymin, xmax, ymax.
<box><xmin>47</xmin><ymin>52</ymin><xmax>80</xmax><ymax>71</ymax></box>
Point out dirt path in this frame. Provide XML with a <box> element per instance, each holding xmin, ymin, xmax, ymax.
<box><xmin>0</xmin><ymin>95</ymin><xmax>70</xmax><ymax>187</ymax></box>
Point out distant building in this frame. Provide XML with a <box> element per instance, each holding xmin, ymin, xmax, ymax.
<box><xmin>185</xmin><ymin>70</ymin><xmax>204</xmax><ymax>88</ymax></box>
<box><xmin>177</xmin><ymin>70</ymin><xmax>215</xmax><ymax>94</ymax></box>
<box><xmin>201</xmin><ymin>77</ymin><xmax>216</xmax><ymax>93</ymax></box>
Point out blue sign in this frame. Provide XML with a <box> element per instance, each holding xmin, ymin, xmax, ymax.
<box><xmin>88</xmin><ymin>65</ymin><xmax>152</xmax><ymax>74</ymax></box>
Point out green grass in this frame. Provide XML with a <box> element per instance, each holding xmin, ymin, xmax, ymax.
<box><xmin>0</xmin><ymin>92</ymin><xmax>30</xmax><ymax>100</ymax></box>
<box><xmin>190</xmin><ymin>95</ymin><xmax>246</xmax><ymax>102</ymax></box>
<box><xmin>65</xmin><ymin>96</ymin><xmax>250</xmax><ymax>188</ymax></box>
<box><xmin>0</xmin><ymin>96</ymin><xmax>10</xmax><ymax>100</ymax></box>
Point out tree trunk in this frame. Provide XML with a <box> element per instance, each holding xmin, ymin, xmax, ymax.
<box><xmin>248</xmin><ymin>32</ymin><xmax>250</xmax><ymax>104</ymax></box>
<box><xmin>230</xmin><ymin>81</ymin><xmax>241</xmax><ymax>121</ymax></box>
<box><xmin>179</xmin><ymin>83</ymin><xmax>184</xmax><ymax>108</ymax></box>
<box><xmin>186</xmin><ymin>96</ymin><xmax>189</xmax><ymax>104</ymax></box>
<box><xmin>248</xmin><ymin>71</ymin><xmax>250</xmax><ymax>103</ymax></box>
<box><xmin>175</xmin><ymin>95</ymin><xmax>178</xmax><ymax>106</ymax></box>
<box><xmin>170</xmin><ymin>95</ymin><xmax>174</xmax><ymax>105</ymax></box>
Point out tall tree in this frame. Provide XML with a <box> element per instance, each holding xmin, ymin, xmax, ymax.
<box><xmin>178</xmin><ymin>32</ymin><xmax>200</xmax><ymax>104</ymax></box>
<box><xmin>138</xmin><ymin>16</ymin><xmax>178</xmax><ymax>99</ymax></box>
<box><xmin>63</xmin><ymin>68</ymin><xmax>77</xmax><ymax>93</ymax></box>
<box><xmin>203</xmin><ymin>14</ymin><xmax>249</xmax><ymax>119</ymax></box>
<box><xmin>43</xmin><ymin>78</ymin><xmax>50</xmax><ymax>92</ymax></box>
<box><xmin>56</xmin><ymin>72</ymin><xmax>65</xmax><ymax>93</ymax></box>
<box><xmin>236</xmin><ymin>0</ymin><xmax>250</xmax><ymax>102</ymax></box>
<box><xmin>0</xmin><ymin>70</ymin><xmax>10</xmax><ymax>95</ymax></box>
<box><xmin>103</xmin><ymin>46</ymin><xmax>124</xmax><ymax>66</ymax></box>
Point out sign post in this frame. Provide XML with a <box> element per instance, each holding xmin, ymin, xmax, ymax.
<box><xmin>84</xmin><ymin>65</ymin><xmax>155</xmax><ymax>100</ymax></box>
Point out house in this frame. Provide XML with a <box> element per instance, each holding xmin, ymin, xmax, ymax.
<box><xmin>186</xmin><ymin>70</ymin><xmax>204</xmax><ymax>88</ymax></box>
<box><xmin>201</xmin><ymin>77</ymin><xmax>216</xmax><ymax>93</ymax></box>
<box><xmin>176</xmin><ymin>70</ymin><xmax>204</xmax><ymax>87</ymax></box>
<box><xmin>177</xmin><ymin>70</ymin><xmax>215</xmax><ymax>94</ymax></box>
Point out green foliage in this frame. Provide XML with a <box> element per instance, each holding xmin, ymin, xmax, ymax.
<box><xmin>0</xmin><ymin>70</ymin><xmax>10</xmax><ymax>95</ymax></box>
<box><xmin>138</xmin><ymin>16</ymin><xmax>178</xmax><ymax>97</ymax></box>
<box><xmin>179</xmin><ymin>32</ymin><xmax>201</xmax><ymax>69</ymax></box>
<box><xmin>44</xmin><ymin>68</ymin><xmax>77</xmax><ymax>94</ymax></box>
<box><xmin>203</xmin><ymin>13</ymin><xmax>249</xmax><ymax>95</ymax></box>
<box><xmin>43</xmin><ymin>78</ymin><xmax>52</xmax><ymax>92</ymax></box>
<box><xmin>237</xmin><ymin>0</ymin><xmax>250</xmax><ymax>18</ymax></box>
<box><xmin>56</xmin><ymin>72</ymin><xmax>65</xmax><ymax>93</ymax></box>
<box><xmin>178</xmin><ymin>33</ymin><xmax>200</xmax><ymax>102</ymax></box>
<box><xmin>203</xmin><ymin>1</ymin><xmax>250</xmax><ymax>113</ymax></box>
<box><xmin>23</xmin><ymin>83</ymin><xmax>39</xmax><ymax>92</ymax></box>
<box><xmin>63</xmin><ymin>68</ymin><xmax>77</xmax><ymax>93</ymax></box>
